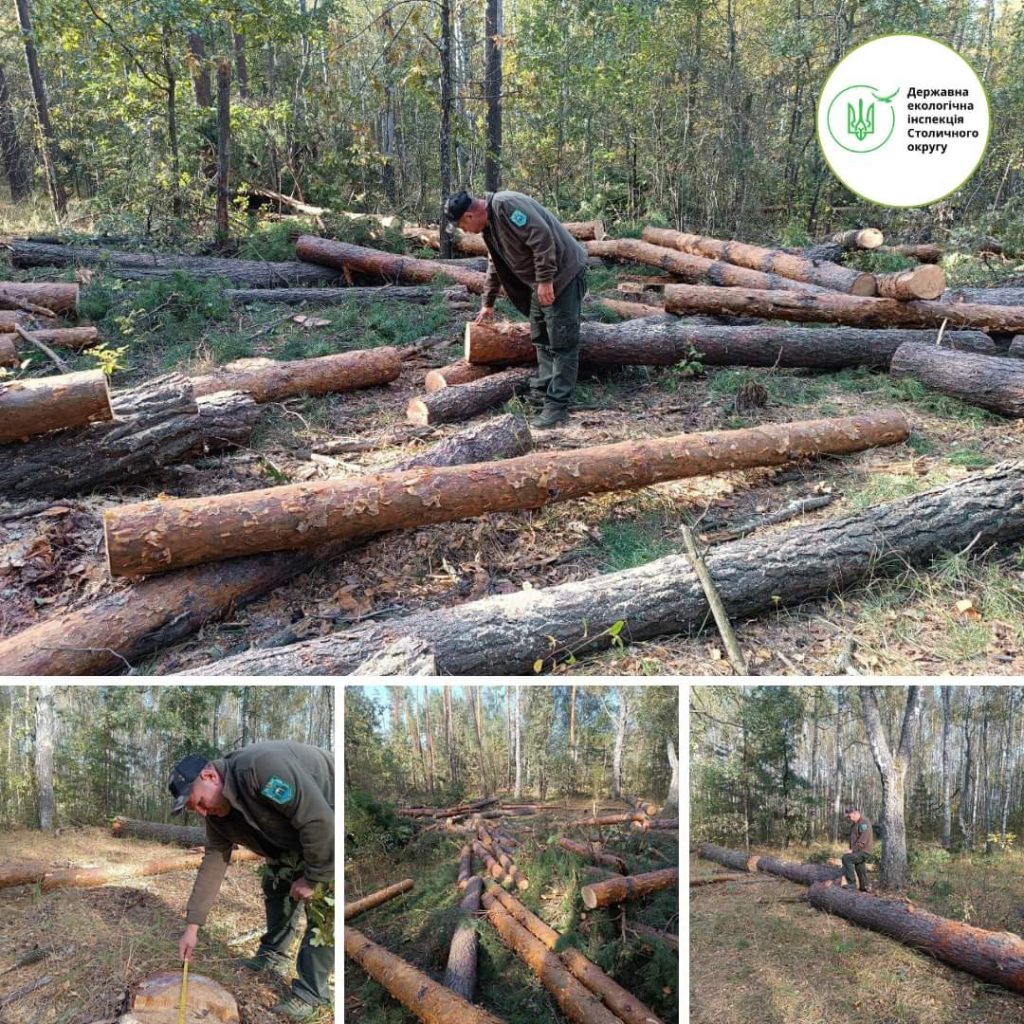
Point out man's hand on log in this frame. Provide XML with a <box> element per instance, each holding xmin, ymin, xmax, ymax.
<box><xmin>475</xmin><ymin>305</ymin><xmax>495</xmax><ymax>324</ymax></box>
<box><xmin>179</xmin><ymin>923</ymin><xmax>199</xmax><ymax>962</ymax></box>
<box><xmin>537</xmin><ymin>281</ymin><xmax>555</xmax><ymax>306</ymax></box>
<box><xmin>290</xmin><ymin>877</ymin><xmax>316</xmax><ymax>902</ymax></box>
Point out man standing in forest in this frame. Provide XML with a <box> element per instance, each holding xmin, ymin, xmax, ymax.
<box><xmin>841</xmin><ymin>804</ymin><xmax>874</xmax><ymax>893</ymax></box>
<box><xmin>171</xmin><ymin>740</ymin><xmax>334</xmax><ymax>1021</ymax></box>
<box><xmin>445</xmin><ymin>188</ymin><xmax>588</xmax><ymax>429</ymax></box>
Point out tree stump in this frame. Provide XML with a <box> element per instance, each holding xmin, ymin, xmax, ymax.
<box><xmin>130</xmin><ymin>971</ymin><xmax>239</xmax><ymax>1024</ymax></box>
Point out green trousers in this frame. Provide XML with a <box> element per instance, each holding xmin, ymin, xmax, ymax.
<box><xmin>528</xmin><ymin>268</ymin><xmax>588</xmax><ymax>411</ymax></box>
<box><xmin>841</xmin><ymin>851</ymin><xmax>870</xmax><ymax>889</ymax></box>
<box><xmin>257</xmin><ymin>865</ymin><xmax>333</xmax><ymax>1006</ymax></box>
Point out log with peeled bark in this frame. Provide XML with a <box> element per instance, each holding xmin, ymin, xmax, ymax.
<box><xmin>807</xmin><ymin>880</ymin><xmax>1024</xmax><ymax>994</ymax></box>
<box><xmin>344</xmin><ymin>926</ymin><xmax>506</xmax><ymax>1024</ymax></box>
<box><xmin>0</xmin><ymin>334</ymin><xmax>16</xmax><ymax>365</ymax></box>
<box><xmin>444</xmin><ymin>875</ymin><xmax>483</xmax><ymax>1000</ymax></box>
<box><xmin>111</xmin><ymin>816</ymin><xmax>205</xmax><ymax>847</ymax></box>
<box><xmin>8</xmin><ymin>240</ymin><xmax>341</xmax><ymax>288</ymax></box>
<box><xmin>946</xmin><ymin>287</ymin><xmax>1024</xmax><ymax>307</ymax></box>
<box><xmin>225</xmin><ymin>285</ymin><xmax>454</xmax><ymax>305</ymax></box>
<box><xmin>587</xmin><ymin>237</ymin><xmax>828</xmax><ymax>293</ymax></box>
<box><xmin>0</xmin><ymin>414</ymin><xmax>531</xmax><ymax>676</ymax></box>
<box><xmin>875</xmin><ymin>265</ymin><xmax>946</xmax><ymax>300</ymax></box>
<box><xmin>197</xmin><ymin>455</ymin><xmax>1024</xmax><ymax>679</ymax></box>
<box><xmin>630</xmin><ymin>923</ymin><xmax>679</xmax><ymax>953</ymax></box>
<box><xmin>832</xmin><ymin>228</ymin><xmax>885</xmax><ymax>250</ymax></box>
<box><xmin>664</xmin><ymin>284</ymin><xmax>1024</xmax><ymax>332</ymax></box>
<box><xmin>190</xmin><ymin>348</ymin><xmax>401</xmax><ymax>402</ymax></box>
<box><xmin>295</xmin><ymin>235</ymin><xmax>487</xmax><ymax>293</ymax></box>
<box><xmin>891</xmin><ymin>343</ymin><xmax>1024</xmax><ymax>418</ymax></box>
<box><xmin>344</xmin><ymin>878</ymin><xmax>414</xmax><ymax>920</ymax></box>
<box><xmin>407</xmin><ymin>367</ymin><xmax>531</xmax><ymax>425</ymax></box>
<box><xmin>464</xmin><ymin>317</ymin><xmax>995</xmax><ymax>369</ymax></box>
<box><xmin>0</xmin><ymin>370</ymin><xmax>113</xmax><ymax>444</ymax></box>
<box><xmin>457</xmin><ymin>845</ymin><xmax>472</xmax><ymax>889</ymax></box>
<box><xmin>483</xmin><ymin>881</ymin><xmax>666</xmax><ymax>1024</ymax></box>
<box><xmin>105</xmin><ymin>411</ymin><xmax>908</xmax><ymax>578</ymax></box>
<box><xmin>558</xmin><ymin>838</ymin><xmax>627</xmax><ymax>874</ymax></box>
<box><xmin>581</xmin><ymin>867</ymin><xmax>679</xmax><ymax>909</ymax></box>
<box><xmin>697</xmin><ymin>843</ymin><xmax>759</xmax><ymax>873</ymax></box>
<box><xmin>0</xmin><ymin>281</ymin><xmax>78</xmax><ymax>316</ymax></box>
<box><xmin>0</xmin><ymin>326</ymin><xmax>99</xmax><ymax>353</ymax></box>
<box><xmin>0</xmin><ymin>377</ymin><xmax>258</xmax><ymax>499</ymax></box>
<box><xmin>641</xmin><ymin>226</ymin><xmax>875</xmax><ymax>295</ymax></box>
<box><xmin>425</xmin><ymin>360</ymin><xmax>495</xmax><ymax>392</ymax></box>
<box><xmin>480</xmin><ymin>891</ymin><xmax>625</xmax><ymax>1024</ymax></box>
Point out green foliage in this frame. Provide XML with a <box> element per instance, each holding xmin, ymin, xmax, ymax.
<box><xmin>236</xmin><ymin>219</ymin><xmax>305</xmax><ymax>261</ymax></box>
<box><xmin>594</xmin><ymin>514</ymin><xmax>676</xmax><ymax>571</ymax></box>
<box><xmin>83</xmin><ymin>343</ymin><xmax>130</xmax><ymax>377</ymax></box>
<box><xmin>320</xmin><ymin>215</ymin><xmax>406</xmax><ymax>254</ymax></box>
<box><xmin>344</xmin><ymin>791</ymin><xmax>414</xmax><ymax>856</ymax></box>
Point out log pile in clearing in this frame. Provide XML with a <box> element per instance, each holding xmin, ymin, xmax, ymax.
<box><xmin>103</xmin><ymin>411</ymin><xmax>908</xmax><ymax>578</ymax></box>
<box><xmin>0</xmin><ymin>369</ymin><xmax>113</xmax><ymax>444</ymax></box>
<box><xmin>344</xmin><ymin>878</ymin><xmax>414</xmax><ymax>920</ymax></box>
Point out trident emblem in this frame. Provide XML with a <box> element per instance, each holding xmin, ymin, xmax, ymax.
<box><xmin>847</xmin><ymin>98</ymin><xmax>875</xmax><ymax>141</ymax></box>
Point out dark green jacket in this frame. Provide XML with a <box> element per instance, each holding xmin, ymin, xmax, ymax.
<box><xmin>481</xmin><ymin>190</ymin><xmax>588</xmax><ymax>315</ymax></box>
<box><xmin>185</xmin><ymin>741</ymin><xmax>334</xmax><ymax>926</ymax></box>
<box><xmin>850</xmin><ymin>817</ymin><xmax>874</xmax><ymax>854</ymax></box>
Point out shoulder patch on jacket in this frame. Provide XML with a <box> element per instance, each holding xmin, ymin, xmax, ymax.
<box><xmin>510</xmin><ymin>208</ymin><xmax>528</xmax><ymax>227</ymax></box>
<box><xmin>858</xmin><ymin>822</ymin><xmax>870</xmax><ymax>832</ymax></box>
<box><xmin>261</xmin><ymin>775</ymin><xmax>294</xmax><ymax>805</ymax></box>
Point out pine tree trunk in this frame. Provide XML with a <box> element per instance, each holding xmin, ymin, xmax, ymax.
<box><xmin>111</xmin><ymin>816</ymin><xmax>205</xmax><ymax>847</ymax></box>
<box><xmin>664</xmin><ymin>739</ymin><xmax>679</xmax><ymax>817</ymax></box>
<box><xmin>344</xmin><ymin>878</ymin><xmax>414</xmax><ymax>920</ymax></box>
<box><xmin>0</xmin><ymin>370</ymin><xmax>113</xmax><ymax>444</ymax></box>
<box><xmin>580</xmin><ymin>868</ymin><xmax>679</xmax><ymax>909</ymax></box>
<box><xmin>875</xmin><ymin>266</ymin><xmax>946</xmax><ymax>300</ymax></box>
<box><xmin>215</xmin><ymin>61</ymin><xmax>231</xmax><ymax>246</ymax></box>
<box><xmin>484</xmin><ymin>0</ymin><xmax>502</xmax><ymax>190</ymax></box>
<box><xmin>0</xmin><ymin>65</ymin><xmax>30</xmax><ymax>201</ymax></box>
<box><xmin>187</xmin><ymin>32</ymin><xmax>213</xmax><ymax>106</ymax></box>
<box><xmin>941</xmin><ymin>688</ymin><xmax>952</xmax><ymax>849</ymax></box>
<box><xmin>33</xmin><ymin>685</ymin><xmax>55</xmax><ymax>830</ymax></box>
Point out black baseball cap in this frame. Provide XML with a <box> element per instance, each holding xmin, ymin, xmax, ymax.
<box><xmin>168</xmin><ymin>754</ymin><xmax>209</xmax><ymax>816</ymax></box>
<box><xmin>444</xmin><ymin>190</ymin><xmax>473</xmax><ymax>223</ymax></box>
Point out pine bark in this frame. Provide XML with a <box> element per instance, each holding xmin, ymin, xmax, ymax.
<box><xmin>884</xmin><ymin>243</ymin><xmax>942</xmax><ymax>263</ymax></box>
<box><xmin>0</xmin><ymin>311</ymin><xmax>22</xmax><ymax>331</ymax></box>
<box><xmin>404</xmin><ymin>219</ymin><xmax>606</xmax><ymax>255</ymax></box>
<box><xmin>215</xmin><ymin>61</ymin><xmax>231</xmax><ymax>246</ymax></box>
<box><xmin>344</xmin><ymin>878</ymin><xmax>414</xmax><ymax>920</ymax></box>
<box><xmin>558</xmin><ymin>838</ymin><xmax>627</xmax><ymax>874</ymax></box>
<box><xmin>408</xmin><ymin>367</ymin><xmax>531</xmax><ymax>424</ymax></box>
<box><xmin>226</xmin><ymin>285</ymin><xmax>447</xmax><ymax>305</ymax></box>
<box><xmin>106</xmin><ymin>412</ymin><xmax>907</xmax><ymax>578</ymax></box>
<box><xmin>948</xmin><ymin>287</ymin><xmax>1024</xmax><ymax>306</ymax></box>
<box><xmin>665</xmin><ymin>284</ymin><xmax>1024</xmax><ymax>332</ymax></box>
<box><xmin>111</xmin><ymin>816</ymin><xmax>205</xmax><ymax>847</ymax></box>
<box><xmin>0</xmin><ymin>327</ymin><xmax>99</xmax><ymax>353</ymax></box>
<box><xmin>580</xmin><ymin>867</ymin><xmax>679</xmax><ymax>909</ymax></box>
<box><xmin>754</xmin><ymin>855</ymin><xmax>843</xmax><ymax>885</ymax></box>
<box><xmin>34</xmin><ymin>685</ymin><xmax>55</xmax><ymax>830</ymax></box>
<box><xmin>696</xmin><ymin>843</ymin><xmax>759</xmax><ymax>873</ymax></box>
<box><xmin>187</xmin><ymin>32</ymin><xmax>213</xmax><ymax>107</ymax></box>
<box><xmin>425</xmin><ymin>361</ymin><xmax>495</xmax><ymax>392</ymax></box>
<box><xmin>296</xmin><ymin>235</ymin><xmax>487</xmax><ymax>293</ymax></box>
<box><xmin>642</xmin><ymin>226</ymin><xmax>875</xmax><ymax>294</ymax></box>
<box><xmin>457</xmin><ymin>845</ymin><xmax>473</xmax><ymax>889</ymax></box>
<box><xmin>0</xmin><ymin>370</ymin><xmax>113</xmax><ymax>444</ymax></box>
<box><xmin>344</xmin><ymin>925</ymin><xmax>506</xmax><ymax>1024</ymax></box>
<box><xmin>808</xmin><ymin>880</ymin><xmax>1024</xmax><ymax>994</ymax></box>
<box><xmin>0</xmin><ymin>281</ymin><xmax>78</xmax><ymax>316</ymax></box>
<box><xmin>444</xmin><ymin>876</ymin><xmax>483</xmax><ymax>1000</ymax></box>
<box><xmin>196</xmin><ymin>459</ymin><xmax>1024</xmax><ymax>677</ymax></box>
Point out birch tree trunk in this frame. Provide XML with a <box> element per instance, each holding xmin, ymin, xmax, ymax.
<box><xmin>514</xmin><ymin>685</ymin><xmax>522</xmax><ymax>799</ymax></box>
<box><xmin>941</xmin><ymin>687</ymin><xmax>952</xmax><ymax>850</ymax></box>
<box><xmin>664</xmin><ymin>739</ymin><xmax>679</xmax><ymax>817</ymax></box>
<box><xmin>34</xmin><ymin>685</ymin><xmax>55</xmax><ymax>830</ymax></box>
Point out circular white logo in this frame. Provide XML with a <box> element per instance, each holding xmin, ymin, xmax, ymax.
<box><xmin>817</xmin><ymin>35</ymin><xmax>990</xmax><ymax>207</ymax></box>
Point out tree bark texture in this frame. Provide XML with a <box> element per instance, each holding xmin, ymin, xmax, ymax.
<box><xmin>404</xmin><ymin>220</ymin><xmax>605</xmax><ymax>255</ymax></box>
<box><xmin>408</xmin><ymin>367</ymin><xmax>531</xmax><ymax>424</ymax></box>
<box><xmin>105</xmin><ymin>412</ymin><xmax>907</xmax><ymax>577</ymax></box>
<box><xmin>580</xmin><ymin>868</ymin><xmax>679</xmax><ymax>909</ymax></box>
<box><xmin>884</xmin><ymin>244</ymin><xmax>942</xmax><ymax>263</ymax></box>
<box><xmin>195</xmin><ymin>459</ymin><xmax>1024</xmax><ymax>677</ymax></box>
<box><xmin>891</xmin><ymin>344</ymin><xmax>1024</xmax><ymax>418</ymax></box>
<box><xmin>0</xmin><ymin>65</ymin><xmax>30</xmax><ymax>201</ymax></box>
<box><xmin>0</xmin><ymin>281</ymin><xmax>78</xmax><ymax>316</ymax></box>
<box><xmin>664</xmin><ymin>284</ymin><xmax>1024</xmax><ymax>333</ymax></box>
<box><xmin>344</xmin><ymin>926</ymin><xmax>506</xmax><ymax>1024</ymax></box>
<box><xmin>0</xmin><ymin>378</ymin><xmax>258</xmax><ymax>498</ymax></box>
<box><xmin>696</xmin><ymin>843</ymin><xmax>759</xmax><ymax>873</ymax></box>
<box><xmin>34</xmin><ymin>685</ymin><xmax>55</xmax><ymax>830</ymax></box>
<box><xmin>876</xmin><ymin>266</ymin><xmax>946</xmax><ymax>300</ymax></box>
<box><xmin>296</xmin><ymin>235</ymin><xmax>487</xmax><ymax>293</ymax></box>
<box><xmin>558</xmin><ymin>838</ymin><xmax>627</xmax><ymax>874</ymax></box>
<box><xmin>0</xmin><ymin>311</ymin><xmax>21</xmax><ymax>331</ymax></box>
<box><xmin>597</xmin><ymin>297</ymin><xmax>668</xmax><ymax>319</ymax></box>
<box><xmin>344</xmin><ymin>878</ymin><xmax>414</xmax><ymax>920</ymax></box>
<box><xmin>0</xmin><ymin>327</ymin><xmax>99</xmax><ymax>353</ymax></box>
<box><xmin>215</xmin><ymin>61</ymin><xmax>231</xmax><ymax>246</ymax></box>
<box><xmin>807</xmin><ymin>880</ymin><xmax>1024</xmax><ymax>994</ymax></box>
<box><xmin>190</xmin><ymin>348</ymin><xmax>401</xmax><ymax>402</ymax></box>
<box><xmin>0</xmin><ymin>334</ymin><xmax>16</xmax><ymax>365</ymax></box>
<box><xmin>0</xmin><ymin>369</ymin><xmax>112</xmax><ymax>444</ymax></box>
<box><xmin>425</xmin><ymin>361</ymin><xmax>495</xmax><ymax>392</ymax></box>
<box><xmin>641</xmin><ymin>226</ymin><xmax>875</xmax><ymax>295</ymax></box>
<box><xmin>111</xmin><ymin>816</ymin><xmax>205</xmax><ymax>847</ymax></box>
<box><xmin>457</xmin><ymin>845</ymin><xmax>472</xmax><ymax>889</ymax></box>
<box><xmin>225</xmin><ymin>285</ymin><xmax>449</xmax><ymax>305</ymax></box>
<box><xmin>9</xmin><ymin>241</ymin><xmax>341</xmax><ymax>288</ymax></box>
<box><xmin>754</xmin><ymin>855</ymin><xmax>843</xmax><ymax>885</ymax></box>
<box><xmin>947</xmin><ymin>287</ymin><xmax>1024</xmax><ymax>306</ymax></box>
<box><xmin>444</xmin><ymin>875</ymin><xmax>482</xmax><ymax>1001</ymax></box>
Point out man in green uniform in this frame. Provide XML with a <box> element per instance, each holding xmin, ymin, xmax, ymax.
<box><xmin>445</xmin><ymin>188</ymin><xmax>588</xmax><ymax>429</ymax></box>
<box><xmin>171</xmin><ymin>741</ymin><xmax>334</xmax><ymax>1021</ymax></box>
<box><xmin>841</xmin><ymin>804</ymin><xmax>874</xmax><ymax>893</ymax></box>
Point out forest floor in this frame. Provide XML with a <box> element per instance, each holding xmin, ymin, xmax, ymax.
<box><xmin>2</xmin><ymin>218</ymin><xmax>1024</xmax><ymax>674</ymax></box>
<box><xmin>690</xmin><ymin>842</ymin><xmax>1024</xmax><ymax>1024</ymax></box>
<box><xmin>344</xmin><ymin>799</ymin><xmax>679</xmax><ymax>1023</ymax></box>
<box><xmin>0</xmin><ymin>825</ymin><xmax>334</xmax><ymax>1024</ymax></box>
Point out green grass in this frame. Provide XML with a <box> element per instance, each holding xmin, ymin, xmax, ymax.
<box><xmin>594</xmin><ymin>513</ymin><xmax>676</xmax><ymax>571</ymax></box>
<box><xmin>946</xmin><ymin>444</ymin><xmax>993</xmax><ymax>469</ymax></box>
<box><xmin>706</xmin><ymin>367</ymin><xmax>833</xmax><ymax>409</ymax></box>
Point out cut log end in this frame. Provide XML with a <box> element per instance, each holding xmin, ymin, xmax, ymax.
<box><xmin>406</xmin><ymin>396</ymin><xmax>431</xmax><ymax>426</ymax></box>
<box><xmin>850</xmin><ymin>272</ymin><xmax>879</xmax><ymax>297</ymax></box>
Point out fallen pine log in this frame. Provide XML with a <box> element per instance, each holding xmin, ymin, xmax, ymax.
<box><xmin>624</xmin><ymin>795</ymin><xmax>659</xmax><ymax>815</ymax></box>
<box><xmin>630</xmin><ymin>923</ymin><xmax>679</xmax><ymax>953</ymax></box>
<box><xmin>457</xmin><ymin>845</ymin><xmax>472</xmax><ymax>889</ymax></box>
<box><xmin>642</xmin><ymin>226</ymin><xmax>874</xmax><ymax>295</ymax></box>
<box><xmin>464</xmin><ymin>317</ymin><xmax>994</xmax><ymax>369</ymax></box>
<box><xmin>404</xmin><ymin>219</ymin><xmax>605</xmax><ymax>256</ymax></box>
<box><xmin>648</xmin><ymin>818</ymin><xmax>678</xmax><ymax>830</ymax></box>
<box><xmin>588</xmin><ymin>237</ymin><xmax>828</xmax><ymax>293</ymax></box>
<box><xmin>946</xmin><ymin>287</ymin><xmax>1024</xmax><ymax>307</ymax></box>
<box><xmin>489</xmin><ymin>841</ymin><xmax>528</xmax><ymax>891</ymax></box>
<box><xmin>0</xmin><ymin>326</ymin><xmax>99</xmax><ymax>354</ymax></box>
<box><xmin>111</xmin><ymin>816</ymin><xmax>205</xmax><ymax>846</ymax></box>
<box><xmin>193</xmin><ymin>456</ymin><xmax>1024</xmax><ymax>679</ymax></box>
<box><xmin>832</xmin><ymin>228</ymin><xmax>885</xmax><ymax>250</ymax></box>
<box><xmin>697</xmin><ymin>843</ymin><xmax>763</xmax><ymax>873</ymax></box>
<box><xmin>8</xmin><ymin>240</ymin><xmax>341</xmax><ymax>288</ymax></box>
<box><xmin>581</xmin><ymin>867</ymin><xmax>679</xmax><ymax>909</ymax></box>
<box><xmin>755</xmin><ymin>855</ymin><xmax>843</xmax><ymax>885</ymax></box>
<box><xmin>473</xmin><ymin>839</ymin><xmax>519</xmax><ymax>888</ymax></box>
<box><xmin>884</xmin><ymin>243</ymin><xmax>943</xmax><ymax>263</ymax></box>
<box><xmin>425</xmin><ymin>361</ymin><xmax>496</xmax><ymax>392</ymax></box>
<box><xmin>664</xmin><ymin>284</ymin><xmax>1024</xmax><ymax>332</ymax></box>
<box><xmin>691</xmin><ymin>874</ymin><xmax>745</xmax><ymax>887</ymax></box>
<box><xmin>558</xmin><ymin>838</ymin><xmax>627</xmax><ymax>874</ymax></box>
<box><xmin>569</xmin><ymin>813</ymin><xmax>648</xmax><ymax>828</ymax></box>
<box><xmin>876</xmin><ymin>265</ymin><xmax>946</xmax><ymax>300</ymax></box>
<box><xmin>1011</xmin><ymin>336</ymin><xmax>1024</xmax><ymax>358</ymax></box>
<box><xmin>0</xmin><ymin>311</ymin><xmax>23</xmax><ymax>331</ymax></box>
<box><xmin>445</xmin><ymin>875</ymin><xmax>483</xmax><ymax>1000</ymax></box>
<box><xmin>106</xmin><ymin>411</ymin><xmax>907</xmax><ymax>578</ymax></box>
<box><xmin>483</xmin><ymin>881</ymin><xmax>666</xmax><ymax>1024</ymax></box>
<box><xmin>296</xmin><ymin>235</ymin><xmax>487</xmax><ymax>293</ymax></box>
<box><xmin>225</xmin><ymin>284</ymin><xmax>455</xmax><ymax>305</ymax></box>
<box><xmin>480</xmin><ymin>890</ymin><xmax>624</xmax><ymax>1024</ymax></box>
<box><xmin>0</xmin><ymin>976</ymin><xmax>54</xmax><ymax>1011</ymax></box>
<box><xmin>345</xmin><ymin>926</ymin><xmax>506</xmax><ymax>1024</ymax></box>
<box><xmin>807</xmin><ymin>880</ymin><xmax>1024</xmax><ymax>994</ymax></box>
<box><xmin>596</xmin><ymin>296</ymin><xmax>668</xmax><ymax>319</ymax></box>
<box><xmin>0</xmin><ymin>369</ymin><xmax>113</xmax><ymax>444</ymax></box>
<box><xmin>0</xmin><ymin>281</ymin><xmax>79</xmax><ymax>316</ymax></box>
<box><xmin>344</xmin><ymin>878</ymin><xmax>414</xmax><ymax>920</ymax></box>
<box><xmin>407</xmin><ymin>367</ymin><xmax>532</xmax><ymax>425</ymax></box>
<box><xmin>891</xmin><ymin>343</ymin><xmax>1024</xmax><ymax>418</ymax></box>
<box><xmin>0</xmin><ymin>414</ymin><xmax>531</xmax><ymax>676</ymax></box>
<box><xmin>0</xmin><ymin>377</ymin><xmax>258</xmax><ymax>499</ymax></box>
<box><xmin>190</xmin><ymin>348</ymin><xmax>401</xmax><ymax>402</ymax></box>
<box><xmin>400</xmin><ymin>797</ymin><xmax>499</xmax><ymax>819</ymax></box>
<box><xmin>0</xmin><ymin>334</ymin><xmax>15</xmax><ymax>366</ymax></box>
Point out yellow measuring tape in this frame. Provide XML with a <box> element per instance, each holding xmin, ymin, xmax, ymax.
<box><xmin>177</xmin><ymin>959</ymin><xmax>189</xmax><ymax>1024</ymax></box>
